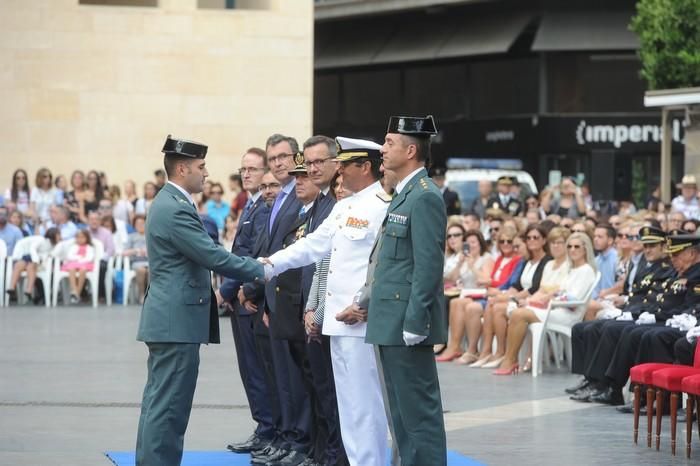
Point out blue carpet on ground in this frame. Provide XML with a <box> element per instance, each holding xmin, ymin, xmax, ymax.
<box><xmin>105</xmin><ymin>450</ymin><xmax>485</xmax><ymax>466</ymax></box>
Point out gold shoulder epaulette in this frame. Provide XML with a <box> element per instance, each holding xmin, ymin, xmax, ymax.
<box><xmin>376</xmin><ymin>191</ymin><xmax>393</xmax><ymax>203</ymax></box>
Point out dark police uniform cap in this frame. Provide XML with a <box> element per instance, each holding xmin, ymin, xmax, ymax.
<box><xmin>162</xmin><ymin>135</ymin><xmax>207</xmax><ymax>158</ymax></box>
<box><xmin>640</xmin><ymin>226</ymin><xmax>666</xmax><ymax>245</ymax></box>
<box><xmin>335</xmin><ymin>136</ymin><xmax>382</xmax><ymax>162</ymax></box>
<box><xmin>666</xmin><ymin>229</ymin><xmax>700</xmax><ymax>254</ymax></box>
<box><xmin>387</xmin><ymin>115</ymin><xmax>438</xmax><ymax>139</ymax></box>
<box><xmin>509</xmin><ymin>176</ymin><xmax>520</xmax><ymax>186</ymax></box>
<box><xmin>288</xmin><ymin>152</ymin><xmax>308</xmax><ymax>176</ymax></box>
<box><xmin>431</xmin><ymin>167</ymin><xmax>447</xmax><ymax>178</ymax></box>
<box><xmin>497</xmin><ymin>175</ymin><xmax>513</xmax><ymax>186</ymax></box>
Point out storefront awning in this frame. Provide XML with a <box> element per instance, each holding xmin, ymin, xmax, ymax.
<box><xmin>532</xmin><ymin>11</ymin><xmax>639</xmax><ymax>52</ymax></box>
<box><xmin>314</xmin><ymin>18</ymin><xmax>395</xmax><ymax>70</ymax></box>
<box><xmin>437</xmin><ymin>12</ymin><xmax>533</xmax><ymax>59</ymax></box>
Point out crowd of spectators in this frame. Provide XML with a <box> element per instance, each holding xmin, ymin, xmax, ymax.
<box><xmin>0</xmin><ymin>167</ymin><xmax>247</xmax><ymax>305</ymax></box>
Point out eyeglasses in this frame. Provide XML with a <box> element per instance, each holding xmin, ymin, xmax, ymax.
<box><xmin>571</xmin><ymin>228</ymin><xmax>586</xmax><ymax>233</ymax></box>
<box><xmin>499</xmin><ymin>239</ymin><xmax>513</xmax><ymax>245</ymax></box>
<box><xmin>267</xmin><ymin>153</ymin><xmax>293</xmax><ymax>164</ymax></box>
<box><xmin>239</xmin><ymin>167</ymin><xmax>264</xmax><ymax>175</ymax></box>
<box><xmin>260</xmin><ymin>183</ymin><xmax>281</xmax><ymax>190</ymax></box>
<box><xmin>526</xmin><ymin>235</ymin><xmax>542</xmax><ymax>241</ymax></box>
<box><xmin>550</xmin><ymin>240</ymin><xmax>566</xmax><ymax>245</ymax></box>
<box><xmin>446</xmin><ymin>233</ymin><xmax>463</xmax><ymax>239</ymax></box>
<box><xmin>304</xmin><ymin>157</ymin><xmax>333</xmax><ymax>169</ymax></box>
<box><xmin>567</xmin><ymin>244</ymin><xmax>582</xmax><ymax>250</ymax></box>
<box><xmin>490</xmin><ymin>227</ymin><xmax>500</xmax><ymax>233</ymax></box>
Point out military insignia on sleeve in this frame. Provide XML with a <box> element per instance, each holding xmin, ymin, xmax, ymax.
<box><xmin>388</xmin><ymin>213</ymin><xmax>408</xmax><ymax>225</ymax></box>
<box><xmin>346</xmin><ymin>217</ymin><xmax>369</xmax><ymax>229</ymax></box>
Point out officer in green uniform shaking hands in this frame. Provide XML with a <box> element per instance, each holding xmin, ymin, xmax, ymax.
<box><xmin>135</xmin><ymin>136</ymin><xmax>265</xmax><ymax>466</ymax></box>
<box><xmin>366</xmin><ymin>116</ymin><xmax>448</xmax><ymax>466</ymax></box>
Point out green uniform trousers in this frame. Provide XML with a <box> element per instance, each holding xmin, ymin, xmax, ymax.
<box><xmin>136</xmin><ymin>342</ymin><xmax>200</xmax><ymax>466</ymax></box>
<box><xmin>378</xmin><ymin>345</ymin><xmax>446</xmax><ymax>466</ymax></box>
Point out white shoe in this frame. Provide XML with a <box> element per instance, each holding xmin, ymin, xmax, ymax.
<box><xmin>482</xmin><ymin>356</ymin><xmax>506</xmax><ymax>369</ymax></box>
<box><xmin>469</xmin><ymin>356</ymin><xmax>491</xmax><ymax>368</ymax></box>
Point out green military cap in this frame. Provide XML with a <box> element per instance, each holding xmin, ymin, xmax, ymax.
<box><xmin>640</xmin><ymin>226</ymin><xmax>666</xmax><ymax>244</ymax></box>
<box><xmin>335</xmin><ymin>136</ymin><xmax>382</xmax><ymax>162</ymax></box>
<box><xmin>288</xmin><ymin>152</ymin><xmax>308</xmax><ymax>176</ymax></box>
<box><xmin>666</xmin><ymin>229</ymin><xmax>700</xmax><ymax>254</ymax></box>
<box><xmin>162</xmin><ymin>134</ymin><xmax>207</xmax><ymax>158</ymax></box>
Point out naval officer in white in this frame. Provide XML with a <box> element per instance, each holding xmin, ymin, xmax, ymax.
<box><xmin>264</xmin><ymin>137</ymin><xmax>390</xmax><ymax>466</ymax></box>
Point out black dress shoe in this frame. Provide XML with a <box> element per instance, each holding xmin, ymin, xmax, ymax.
<box><xmin>252</xmin><ymin>448</ymin><xmax>288</xmax><ymax>464</ymax></box>
<box><xmin>570</xmin><ymin>386</ymin><xmax>599</xmax><ymax>402</ymax></box>
<box><xmin>565</xmin><ymin>377</ymin><xmax>591</xmax><ymax>395</ymax></box>
<box><xmin>227</xmin><ymin>434</ymin><xmax>268</xmax><ymax>453</ymax></box>
<box><xmin>616</xmin><ymin>403</ymin><xmax>647</xmax><ymax>415</ymax></box>
<box><xmin>270</xmin><ymin>450</ymin><xmax>307</xmax><ymax>466</ymax></box>
<box><xmin>590</xmin><ymin>387</ymin><xmax>625</xmax><ymax>405</ymax></box>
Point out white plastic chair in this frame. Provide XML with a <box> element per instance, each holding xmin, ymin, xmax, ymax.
<box><xmin>526</xmin><ymin>271</ymin><xmax>601</xmax><ymax>377</ymax></box>
<box><xmin>121</xmin><ymin>255</ymin><xmax>138</xmax><ymax>306</ymax></box>
<box><xmin>0</xmin><ymin>239</ymin><xmax>7</xmax><ymax>307</ymax></box>
<box><xmin>4</xmin><ymin>236</ymin><xmax>53</xmax><ymax>307</ymax></box>
<box><xmin>52</xmin><ymin>238</ymin><xmax>104</xmax><ymax>308</ymax></box>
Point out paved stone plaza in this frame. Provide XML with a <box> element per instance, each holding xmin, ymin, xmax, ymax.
<box><xmin>1</xmin><ymin>306</ymin><xmax>698</xmax><ymax>466</ymax></box>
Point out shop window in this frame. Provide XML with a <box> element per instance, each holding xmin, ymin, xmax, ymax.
<box><xmin>198</xmin><ymin>0</ymin><xmax>271</xmax><ymax>9</ymax></box>
<box><xmin>79</xmin><ymin>0</ymin><xmax>157</xmax><ymax>6</ymax></box>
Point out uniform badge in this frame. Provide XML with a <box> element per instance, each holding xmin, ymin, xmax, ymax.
<box><xmin>295</xmin><ymin>224</ymin><xmax>307</xmax><ymax>240</ymax></box>
<box><xmin>346</xmin><ymin>217</ymin><xmax>369</xmax><ymax>229</ymax></box>
<box><xmin>388</xmin><ymin>213</ymin><xmax>408</xmax><ymax>225</ymax></box>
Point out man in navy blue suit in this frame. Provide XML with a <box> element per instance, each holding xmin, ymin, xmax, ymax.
<box><xmin>217</xmin><ymin>147</ymin><xmax>274</xmax><ymax>454</ymax></box>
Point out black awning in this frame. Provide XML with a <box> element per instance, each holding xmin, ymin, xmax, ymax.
<box><xmin>532</xmin><ymin>11</ymin><xmax>639</xmax><ymax>52</ymax></box>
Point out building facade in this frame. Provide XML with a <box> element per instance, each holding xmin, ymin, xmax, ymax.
<box><xmin>313</xmin><ymin>0</ymin><xmax>684</xmax><ymax>205</ymax></box>
<box><xmin>1</xmin><ymin>0</ymin><xmax>313</xmax><ymax>191</ymax></box>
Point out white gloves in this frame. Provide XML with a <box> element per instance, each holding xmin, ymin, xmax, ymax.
<box><xmin>257</xmin><ymin>258</ymin><xmax>275</xmax><ymax>282</ymax></box>
<box><xmin>597</xmin><ymin>308</ymin><xmax>622</xmax><ymax>320</ymax></box>
<box><xmin>667</xmin><ymin>314</ymin><xmax>698</xmax><ymax>332</ymax></box>
<box><xmin>616</xmin><ymin>311</ymin><xmax>633</xmax><ymax>321</ymax></box>
<box><xmin>635</xmin><ymin>312</ymin><xmax>656</xmax><ymax>325</ymax></box>
<box><xmin>403</xmin><ymin>331</ymin><xmax>427</xmax><ymax>346</ymax></box>
<box><xmin>686</xmin><ymin>325</ymin><xmax>700</xmax><ymax>343</ymax></box>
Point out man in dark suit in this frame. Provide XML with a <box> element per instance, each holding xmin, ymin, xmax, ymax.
<box><xmin>297</xmin><ymin>135</ymin><xmax>345</xmax><ymax>466</ymax></box>
<box><xmin>488</xmin><ymin>176</ymin><xmax>522</xmax><ymax>216</ymax></box>
<box><xmin>217</xmin><ymin>147</ymin><xmax>275</xmax><ymax>454</ymax></box>
<box><xmin>248</xmin><ymin>134</ymin><xmax>310</xmax><ymax>466</ymax></box>
<box><xmin>135</xmin><ymin>136</ymin><xmax>264</xmax><ymax>466</ymax></box>
<box><xmin>431</xmin><ymin>167</ymin><xmax>461</xmax><ymax>216</ymax></box>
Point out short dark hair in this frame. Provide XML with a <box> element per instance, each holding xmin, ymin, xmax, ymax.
<box><xmin>163</xmin><ymin>154</ymin><xmax>194</xmax><ymax>178</ymax></box>
<box><xmin>464</xmin><ymin>229</ymin><xmax>488</xmax><ymax>256</ymax></box>
<box><xmin>133</xmin><ymin>214</ymin><xmax>146</xmax><ymax>227</ymax></box>
<box><xmin>154</xmin><ymin>169</ymin><xmax>165</xmax><ymax>177</ymax></box>
<box><xmin>464</xmin><ymin>213</ymin><xmax>480</xmax><ymax>224</ymax></box>
<box><xmin>303</xmin><ymin>135</ymin><xmax>337</xmax><ymax>158</ymax></box>
<box><xmin>402</xmin><ymin>135</ymin><xmax>431</xmax><ymax>163</ymax></box>
<box><xmin>596</xmin><ymin>223</ymin><xmax>617</xmax><ymax>239</ymax></box>
<box><xmin>266</xmin><ymin>134</ymin><xmax>299</xmax><ymax>153</ymax></box>
<box><xmin>244</xmin><ymin>147</ymin><xmax>268</xmax><ymax>167</ymax></box>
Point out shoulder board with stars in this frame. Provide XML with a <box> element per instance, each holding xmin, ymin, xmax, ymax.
<box><xmin>419</xmin><ymin>178</ymin><xmax>429</xmax><ymax>191</ymax></box>
<box><xmin>376</xmin><ymin>191</ymin><xmax>393</xmax><ymax>203</ymax></box>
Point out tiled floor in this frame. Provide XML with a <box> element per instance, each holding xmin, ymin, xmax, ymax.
<box><xmin>0</xmin><ymin>306</ymin><xmax>697</xmax><ymax>465</ymax></box>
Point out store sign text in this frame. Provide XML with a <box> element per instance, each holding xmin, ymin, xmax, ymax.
<box><xmin>575</xmin><ymin>119</ymin><xmax>683</xmax><ymax>148</ymax></box>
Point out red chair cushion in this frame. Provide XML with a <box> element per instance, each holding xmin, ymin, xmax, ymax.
<box><xmin>651</xmin><ymin>367</ymin><xmax>700</xmax><ymax>392</ymax></box>
<box><xmin>630</xmin><ymin>363</ymin><xmax>677</xmax><ymax>384</ymax></box>
<box><xmin>682</xmin><ymin>374</ymin><xmax>700</xmax><ymax>395</ymax></box>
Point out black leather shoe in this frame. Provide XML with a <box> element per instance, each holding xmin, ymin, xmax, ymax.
<box><xmin>269</xmin><ymin>450</ymin><xmax>307</xmax><ymax>466</ymax></box>
<box><xmin>253</xmin><ymin>448</ymin><xmax>288</xmax><ymax>464</ymax></box>
<box><xmin>570</xmin><ymin>386</ymin><xmax>599</xmax><ymax>402</ymax></box>
<box><xmin>590</xmin><ymin>387</ymin><xmax>625</xmax><ymax>405</ymax></box>
<box><xmin>251</xmin><ymin>445</ymin><xmax>276</xmax><ymax>459</ymax></box>
<box><xmin>565</xmin><ymin>377</ymin><xmax>591</xmax><ymax>395</ymax></box>
<box><xmin>299</xmin><ymin>458</ymin><xmax>321</xmax><ymax>466</ymax></box>
<box><xmin>227</xmin><ymin>434</ymin><xmax>268</xmax><ymax>453</ymax></box>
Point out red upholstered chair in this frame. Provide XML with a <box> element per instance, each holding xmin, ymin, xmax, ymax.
<box><xmin>630</xmin><ymin>362</ymin><xmax>677</xmax><ymax>447</ymax></box>
<box><xmin>680</xmin><ymin>374</ymin><xmax>700</xmax><ymax>458</ymax></box>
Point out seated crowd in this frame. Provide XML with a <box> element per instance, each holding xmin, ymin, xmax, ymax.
<box><xmin>436</xmin><ymin>173</ymin><xmax>700</xmax><ymax>414</ymax></box>
<box><xmin>1</xmin><ymin>167</ymin><xmax>246</xmax><ymax>305</ymax></box>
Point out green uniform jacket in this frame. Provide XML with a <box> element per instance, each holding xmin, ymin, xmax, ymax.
<box><xmin>136</xmin><ymin>183</ymin><xmax>264</xmax><ymax>344</ymax></box>
<box><xmin>366</xmin><ymin>168</ymin><xmax>448</xmax><ymax>346</ymax></box>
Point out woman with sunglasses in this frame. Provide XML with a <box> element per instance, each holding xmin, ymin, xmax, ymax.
<box><xmin>5</xmin><ymin>169</ymin><xmax>31</xmax><ymax>215</ymax></box>
<box><xmin>447</xmin><ymin>226</ymin><xmax>521</xmax><ymax>363</ymax></box>
<box><xmin>494</xmin><ymin>232</ymin><xmax>597</xmax><ymax>375</ymax></box>
<box><xmin>438</xmin><ymin>228</ymin><xmax>494</xmax><ymax>361</ymax></box>
<box><xmin>471</xmin><ymin>225</ymin><xmax>552</xmax><ymax>368</ymax></box>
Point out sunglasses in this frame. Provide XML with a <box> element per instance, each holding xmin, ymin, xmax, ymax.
<box><xmin>490</xmin><ymin>227</ymin><xmax>500</xmax><ymax>233</ymax></box>
<box><xmin>499</xmin><ymin>239</ymin><xmax>513</xmax><ymax>245</ymax></box>
<box><xmin>526</xmin><ymin>235</ymin><xmax>542</xmax><ymax>241</ymax></box>
<box><xmin>567</xmin><ymin>244</ymin><xmax>582</xmax><ymax>250</ymax></box>
<box><xmin>446</xmin><ymin>233</ymin><xmax>463</xmax><ymax>239</ymax></box>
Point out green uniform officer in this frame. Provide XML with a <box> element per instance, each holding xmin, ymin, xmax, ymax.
<box><xmin>366</xmin><ymin>115</ymin><xmax>448</xmax><ymax>466</ymax></box>
<box><xmin>135</xmin><ymin>135</ymin><xmax>264</xmax><ymax>466</ymax></box>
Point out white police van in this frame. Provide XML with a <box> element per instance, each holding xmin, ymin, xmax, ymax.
<box><xmin>444</xmin><ymin>159</ymin><xmax>538</xmax><ymax>214</ymax></box>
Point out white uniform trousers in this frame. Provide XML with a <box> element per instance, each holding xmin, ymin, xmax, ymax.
<box><xmin>330</xmin><ymin>335</ymin><xmax>388</xmax><ymax>466</ymax></box>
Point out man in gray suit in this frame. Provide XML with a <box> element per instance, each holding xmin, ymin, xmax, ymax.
<box><xmin>135</xmin><ymin>135</ymin><xmax>264</xmax><ymax>466</ymax></box>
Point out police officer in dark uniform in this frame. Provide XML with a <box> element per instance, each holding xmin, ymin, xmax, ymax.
<box><xmin>568</xmin><ymin>227</ymin><xmax>674</xmax><ymax>402</ymax></box>
<box><xmin>431</xmin><ymin>167</ymin><xmax>461</xmax><ymax>216</ymax></box>
<box><xmin>488</xmin><ymin>176</ymin><xmax>522</xmax><ymax>216</ymax></box>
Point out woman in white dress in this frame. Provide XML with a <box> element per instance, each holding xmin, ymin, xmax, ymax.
<box><xmin>493</xmin><ymin>232</ymin><xmax>597</xmax><ymax>375</ymax></box>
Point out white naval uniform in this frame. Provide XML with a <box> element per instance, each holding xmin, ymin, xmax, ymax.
<box><xmin>269</xmin><ymin>181</ymin><xmax>389</xmax><ymax>466</ymax></box>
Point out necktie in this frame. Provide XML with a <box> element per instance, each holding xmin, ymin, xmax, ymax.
<box><xmin>269</xmin><ymin>190</ymin><xmax>288</xmax><ymax>232</ymax></box>
<box><xmin>298</xmin><ymin>206</ymin><xmax>306</xmax><ymax>219</ymax></box>
<box><xmin>242</xmin><ymin>198</ymin><xmax>253</xmax><ymax>218</ymax></box>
